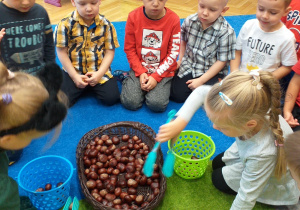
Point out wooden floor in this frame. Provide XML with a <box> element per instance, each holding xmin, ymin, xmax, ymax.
<box><xmin>37</xmin><ymin>0</ymin><xmax>257</xmax><ymax>25</ymax></box>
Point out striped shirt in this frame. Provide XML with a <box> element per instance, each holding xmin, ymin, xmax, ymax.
<box><xmin>177</xmin><ymin>14</ymin><xmax>236</xmax><ymax>78</ymax></box>
<box><xmin>55</xmin><ymin>10</ymin><xmax>119</xmax><ymax>84</ymax></box>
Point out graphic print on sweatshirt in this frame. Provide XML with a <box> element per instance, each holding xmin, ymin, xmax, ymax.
<box><xmin>286</xmin><ymin>9</ymin><xmax>300</xmax><ymax>52</ymax></box>
<box><xmin>0</xmin><ymin>18</ymin><xmax>47</xmax><ymax>73</ymax></box>
<box><xmin>141</xmin><ymin>29</ymin><xmax>162</xmax><ymax>73</ymax></box>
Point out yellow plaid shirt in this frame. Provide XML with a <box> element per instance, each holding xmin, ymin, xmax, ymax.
<box><xmin>55</xmin><ymin>11</ymin><xmax>119</xmax><ymax>84</ymax></box>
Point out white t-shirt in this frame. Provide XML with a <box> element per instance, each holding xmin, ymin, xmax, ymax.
<box><xmin>236</xmin><ymin>19</ymin><xmax>297</xmax><ymax>72</ymax></box>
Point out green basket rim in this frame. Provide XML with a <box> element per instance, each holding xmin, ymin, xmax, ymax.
<box><xmin>167</xmin><ymin>130</ymin><xmax>216</xmax><ymax>161</ymax></box>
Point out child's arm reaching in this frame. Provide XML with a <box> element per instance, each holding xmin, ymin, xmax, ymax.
<box><xmin>156</xmin><ymin>85</ymin><xmax>212</xmax><ymax>142</ymax></box>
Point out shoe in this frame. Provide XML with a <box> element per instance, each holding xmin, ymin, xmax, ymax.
<box><xmin>6</xmin><ymin>149</ymin><xmax>23</xmax><ymax>166</ymax></box>
<box><xmin>113</xmin><ymin>70</ymin><xmax>129</xmax><ymax>81</ymax></box>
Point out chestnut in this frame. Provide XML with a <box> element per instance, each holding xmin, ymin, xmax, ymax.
<box><xmin>124</xmin><ymin>195</ymin><xmax>132</xmax><ymax>204</ymax></box>
<box><xmin>153</xmin><ymin>187</ymin><xmax>160</xmax><ymax>196</ymax></box>
<box><xmin>114</xmin><ymin>205</ymin><xmax>122</xmax><ymax>209</ymax></box>
<box><xmin>98</xmin><ymin>154</ymin><xmax>108</xmax><ymax>163</ymax></box>
<box><xmin>105</xmin><ymin>193</ymin><xmax>116</xmax><ymax>201</ymax></box>
<box><xmin>101</xmin><ymin>134</ymin><xmax>109</xmax><ymax>141</ymax></box>
<box><xmin>114</xmin><ymin>187</ymin><xmax>122</xmax><ymax>197</ymax></box>
<box><xmin>109</xmin><ymin>159</ymin><xmax>118</xmax><ymax>167</ymax></box>
<box><xmin>105</xmin><ymin>139</ymin><xmax>113</xmax><ymax>146</ymax></box>
<box><xmin>87</xmin><ymin>171</ymin><xmax>98</xmax><ymax>180</ymax></box>
<box><xmin>99</xmin><ymin>173</ymin><xmax>109</xmax><ymax>181</ymax></box>
<box><xmin>117</xmin><ymin>163</ymin><xmax>126</xmax><ymax>172</ymax></box>
<box><xmin>139</xmin><ymin>175</ymin><xmax>147</xmax><ymax>185</ymax></box>
<box><xmin>120</xmin><ymin>192</ymin><xmax>128</xmax><ymax>200</ymax></box>
<box><xmin>99</xmin><ymin>189</ymin><xmax>108</xmax><ymax>197</ymax></box>
<box><xmin>56</xmin><ymin>182</ymin><xmax>63</xmax><ymax>187</ymax></box>
<box><xmin>111</xmin><ymin>136</ymin><xmax>120</xmax><ymax>145</ymax></box>
<box><xmin>135</xmin><ymin>195</ymin><xmax>144</xmax><ymax>205</ymax></box>
<box><xmin>35</xmin><ymin>187</ymin><xmax>44</xmax><ymax>192</ymax></box>
<box><xmin>126</xmin><ymin>165</ymin><xmax>135</xmax><ymax>173</ymax></box>
<box><xmin>86</xmin><ymin>180</ymin><xmax>96</xmax><ymax>190</ymax></box>
<box><xmin>89</xmin><ymin>149</ymin><xmax>98</xmax><ymax>158</ymax></box>
<box><xmin>127</xmin><ymin>179</ymin><xmax>138</xmax><ymax>188</ymax></box>
<box><xmin>107</xmin><ymin>167</ymin><xmax>114</xmax><ymax>174</ymax></box>
<box><xmin>112</xmin><ymin>169</ymin><xmax>120</xmax><ymax>175</ymax></box>
<box><xmin>125</xmin><ymin>173</ymin><xmax>135</xmax><ymax>180</ymax></box>
<box><xmin>150</xmin><ymin>182</ymin><xmax>160</xmax><ymax>190</ymax></box>
<box><xmin>132</xmin><ymin>136</ymin><xmax>139</xmax><ymax>141</ymax></box>
<box><xmin>122</xmin><ymin>134</ymin><xmax>130</xmax><ymax>142</ymax></box>
<box><xmin>106</xmin><ymin>183</ymin><xmax>115</xmax><ymax>193</ymax></box>
<box><xmin>113</xmin><ymin>198</ymin><xmax>122</xmax><ymax>205</ymax></box>
<box><xmin>45</xmin><ymin>183</ymin><xmax>52</xmax><ymax>191</ymax></box>
<box><xmin>127</xmin><ymin>187</ymin><xmax>137</xmax><ymax>195</ymax></box>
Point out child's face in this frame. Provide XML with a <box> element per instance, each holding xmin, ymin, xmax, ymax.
<box><xmin>256</xmin><ymin>0</ymin><xmax>291</xmax><ymax>32</ymax></box>
<box><xmin>71</xmin><ymin>0</ymin><xmax>101</xmax><ymax>25</ymax></box>
<box><xmin>142</xmin><ymin>0</ymin><xmax>168</xmax><ymax>20</ymax></box>
<box><xmin>197</xmin><ymin>0</ymin><xmax>229</xmax><ymax>29</ymax></box>
<box><xmin>3</xmin><ymin>0</ymin><xmax>35</xmax><ymax>13</ymax></box>
<box><xmin>0</xmin><ymin>130</ymin><xmax>46</xmax><ymax>150</ymax></box>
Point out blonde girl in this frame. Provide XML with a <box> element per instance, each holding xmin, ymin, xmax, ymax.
<box><xmin>0</xmin><ymin>62</ymin><xmax>67</xmax><ymax>209</ymax></box>
<box><xmin>156</xmin><ymin>71</ymin><xmax>299</xmax><ymax>209</ymax></box>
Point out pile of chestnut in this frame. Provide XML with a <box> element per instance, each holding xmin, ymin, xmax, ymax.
<box><xmin>35</xmin><ymin>182</ymin><xmax>63</xmax><ymax>192</ymax></box>
<box><xmin>82</xmin><ymin>134</ymin><xmax>161</xmax><ymax>209</ymax></box>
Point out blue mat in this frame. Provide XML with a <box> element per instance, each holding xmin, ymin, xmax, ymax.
<box><xmin>8</xmin><ymin>14</ymin><xmax>255</xmax><ymax>201</ymax></box>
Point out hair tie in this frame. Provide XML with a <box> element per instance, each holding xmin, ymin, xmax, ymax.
<box><xmin>7</xmin><ymin>70</ymin><xmax>15</xmax><ymax>79</ymax></box>
<box><xmin>219</xmin><ymin>92</ymin><xmax>233</xmax><ymax>106</ymax></box>
<box><xmin>274</xmin><ymin>140</ymin><xmax>283</xmax><ymax>147</ymax></box>
<box><xmin>249</xmin><ymin>70</ymin><xmax>263</xmax><ymax>90</ymax></box>
<box><xmin>2</xmin><ymin>93</ymin><xmax>12</xmax><ymax>105</ymax></box>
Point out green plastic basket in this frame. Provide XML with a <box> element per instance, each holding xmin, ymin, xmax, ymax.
<box><xmin>168</xmin><ymin>130</ymin><xmax>216</xmax><ymax>179</ymax></box>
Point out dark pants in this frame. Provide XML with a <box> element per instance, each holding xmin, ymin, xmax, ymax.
<box><xmin>170</xmin><ymin>72</ymin><xmax>225</xmax><ymax>103</ymax></box>
<box><xmin>291</xmin><ymin>103</ymin><xmax>300</xmax><ymax>132</ymax></box>
<box><xmin>212</xmin><ymin>152</ymin><xmax>237</xmax><ymax>195</ymax></box>
<box><xmin>61</xmin><ymin>71</ymin><xmax>120</xmax><ymax>107</ymax></box>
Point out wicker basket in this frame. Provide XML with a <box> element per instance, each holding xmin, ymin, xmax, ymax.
<box><xmin>76</xmin><ymin>121</ymin><xmax>166</xmax><ymax>210</ymax></box>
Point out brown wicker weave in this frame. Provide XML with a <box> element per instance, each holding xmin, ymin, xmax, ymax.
<box><xmin>76</xmin><ymin>121</ymin><xmax>167</xmax><ymax>210</ymax></box>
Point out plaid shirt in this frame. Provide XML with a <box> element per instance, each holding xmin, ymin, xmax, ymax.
<box><xmin>177</xmin><ymin>14</ymin><xmax>236</xmax><ymax>78</ymax></box>
<box><xmin>55</xmin><ymin>11</ymin><xmax>119</xmax><ymax>84</ymax></box>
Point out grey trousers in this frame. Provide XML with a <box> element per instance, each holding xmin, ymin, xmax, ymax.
<box><xmin>120</xmin><ymin>70</ymin><xmax>172</xmax><ymax>112</ymax></box>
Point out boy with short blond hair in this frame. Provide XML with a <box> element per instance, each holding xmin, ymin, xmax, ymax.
<box><xmin>170</xmin><ymin>0</ymin><xmax>236</xmax><ymax>103</ymax></box>
<box><xmin>55</xmin><ymin>0</ymin><xmax>120</xmax><ymax>107</ymax></box>
<box><xmin>230</xmin><ymin>0</ymin><xmax>297</xmax><ymax>80</ymax></box>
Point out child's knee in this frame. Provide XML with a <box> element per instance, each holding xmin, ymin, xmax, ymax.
<box><xmin>146</xmin><ymin>99</ymin><xmax>167</xmax><ymax>112</ymax></box>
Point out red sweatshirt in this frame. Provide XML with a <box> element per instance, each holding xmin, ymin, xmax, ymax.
<box><xmin>124</xmin><ymin>6</ymin><xmax>181</xmax><ymax>82</ymax></box>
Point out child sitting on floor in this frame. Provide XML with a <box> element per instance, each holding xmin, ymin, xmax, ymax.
<box><xmin>156</xmin><ymin>71</ymin><xmax>300</xmax><ymax>209</ymax></box>
<box><xmin>120</xmin><ymin>0</ymin><xmax>181</xmax><ymax>112</ymax></box>
<box><xmin>170</xmin><ymin>0</ymin><xmax>236</xmax><ymax>103</ymax></box>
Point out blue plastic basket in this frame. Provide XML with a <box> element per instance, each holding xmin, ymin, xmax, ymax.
<box><xmin>18</xmin><ymin>155</ymin><xmax>74</xmax><ymax>210</ymax></box>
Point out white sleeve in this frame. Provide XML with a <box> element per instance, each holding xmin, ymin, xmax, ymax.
<box><xmin>176</xmin><ymin>85</ymin><xmax>212</xmax><ymax>122</ymax></box>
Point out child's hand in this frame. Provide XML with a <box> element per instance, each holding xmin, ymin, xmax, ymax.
<box><xmin>186</xmin><ymin>78</ymin><xmax>203</xmax><ymax>90</ymax></box>
<box><xmin>156</xmin><ymin>117</ymin><xmax>187</xmax><ymax>142</ymax></box>
<box><xmin>0</xmin><ymin>28</ymin><xmax>5</xmax><ymax>42</ymax></box>
<box><xmin>140</xmin><ymin>73</ymin><xmax>149</xmax><ymax>91</ymax></box>
<box><xmin>284</xmin><ymin>112</ymin><xmax>299</xmax><ymax>127</ymax></box>
<box><xmin>72</xmin><ymin>74</ymin><xmax>89</xmax><ymax>88</ymax></box>
<box><xmin>142</xmin><ymin>76</ymin><xmax>157</xmax><ymax>92</ymax></box>
<box><xmin>85</xmin><ymin>71</ymin><xmax>102</xmax><ymax>87</ymax></box>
